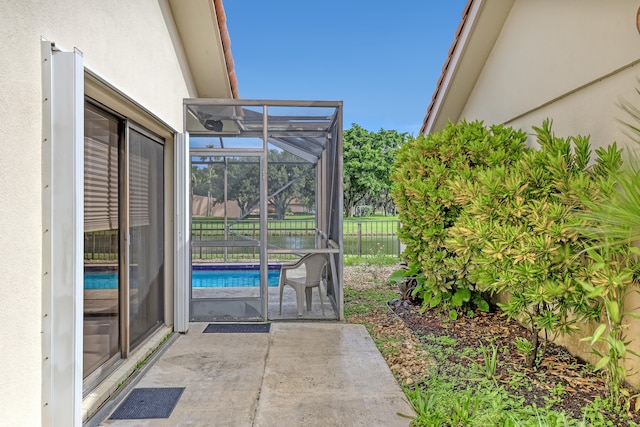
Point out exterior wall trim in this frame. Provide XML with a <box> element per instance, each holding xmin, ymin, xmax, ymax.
<box><xmin>503</xmin><ymin>58</ymin><xmax>640</xmax><ymax>126</ymax></box>
<box><xmin>84</xmin><ymin>68</ymin><xmax>177</xmax><ymax>137</ymax></box>
<box><xmin>174</xmin><ymin>132</ymin><xmax>190</xmax><ymax>333</ymax></box>
<box><xmin>41</xmin><ymin>41</ymin><xmax>84</xmax><ymax>427</ymax></box>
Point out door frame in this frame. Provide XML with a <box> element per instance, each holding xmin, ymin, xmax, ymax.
<box><xmin>188</xmin><ymin>147</ymin><xmax>269</xmax><ymax>322</ymax></box>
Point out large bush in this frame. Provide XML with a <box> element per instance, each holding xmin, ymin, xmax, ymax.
<box><xmin>393</xmin><ymin>118</ymin><xmax>638</xmax><ymax>403</ymax></box>
<box><xmin>446</xmin><ymin>120</ymin><xmax>622</xmax><ymax>367</ymax></box>
<box><xmin>391</xmin><ymin>120</ymin><xmax>527</xmax><ymax>310</ymax></box>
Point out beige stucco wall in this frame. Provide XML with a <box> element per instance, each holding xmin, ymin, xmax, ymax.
<box><xmin>504</xmin><ymin>65</ymin><xmax>640</xmax><ymax>151</ymax></box>
<box><xmin>462</xmin><ymin>0</ymin><xmax>640</xmax><ymax>151</ymax></box>
<box><xmin>459</xmin><ymin>0</ymin><xmax>640</xmax><ymax>389</ymax></box>
<box><xmin>552</xmin><ymin>287</ymin><xmax>640</xmax><ymax>389</ymax></box>
<box><xmin>0</xmin><ymin>0</ymin><xmax>197</xmax><ymax>423</ymax></box>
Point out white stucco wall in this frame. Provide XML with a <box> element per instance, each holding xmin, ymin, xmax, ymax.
<box><xmin>0</xmin><ymin>1</ymin><xmax>197</xmax><ymax>423</ymax></box>
<box><xmin>462</xmin><ymin>0</ymin><xmax>640</xmax><ymax>150</ymax></box>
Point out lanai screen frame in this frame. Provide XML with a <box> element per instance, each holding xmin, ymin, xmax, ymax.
<box><xmin>183</xmin><ymin>99</ymin><xmax>344</xmax><ymax>320</ymax></box>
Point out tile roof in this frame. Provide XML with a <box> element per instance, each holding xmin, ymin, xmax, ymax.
<box><xmin>214</xmin><ymin>0</ymin><xmax>239</xmax><ymax>99</ymax></box>
<box><xmin>419</xmin><ymin>0</ymin><xmax>473</xmax><ymax>135</ymax></box>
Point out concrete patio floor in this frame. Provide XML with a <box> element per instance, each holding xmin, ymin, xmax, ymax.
<box><xmin>92</xmin><ymin>322</ymin><xmax>415</xmax><ymax>426</ymax></box>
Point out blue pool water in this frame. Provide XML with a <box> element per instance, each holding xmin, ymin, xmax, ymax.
<box><xmin>84</xmin><ymin>265</ymin><xmax>280</xmax><ymax>289</ymax></box>
<box><xmin>85</xmin><ymin>272</ymin><xmax>119</xmax><ymax>289</ymax></box>
<box><xmin>192</xmin><ymin>269</ymin><xmax>280</xmax><ymax>288</ymax></box>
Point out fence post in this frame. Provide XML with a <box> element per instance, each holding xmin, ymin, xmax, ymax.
<box><xmin>199</xmin><ymin>221</ymin><xmax>203</xmax><ymax>260</ymax></box>
<box><xmin>223</xmin><ymin>221</ymin><xmax>228</xmax><ymax>262</ymax></box>
<box><xmin>357</xmin><ymin>222</ymin><xmax>362</xmax><ymax>256</ymax></box>
<box><xmin>111</xmin><ymin>231</ymin><xmax>116</xmax><ymax>261</ymax></box>
<box><xmin>397</xmin><ymin>221</ymin><xmax>402</xmax><ymax>255</ymax></box>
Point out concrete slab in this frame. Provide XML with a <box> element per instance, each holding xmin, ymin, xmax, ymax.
<box><xmin>254</xmin><ymin>323</ymin><xmax>414</xmax><ymax>427</ymax></box>
<box><xmin>96</xmin><ymin>322</ymin><xmax>414</xmax><ymax>426</ymax></box>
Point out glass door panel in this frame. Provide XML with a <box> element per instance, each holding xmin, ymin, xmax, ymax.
<box><xmin>190</xmin><ymin>152</ymin><xmax>266</xmax><ymax>321</ymax></box>
<box><xmin>83</xmin><ymin>104</ymin><xmax>120</xmax><ymax>381</ymax></box>
<box><xmin>128</xmin><ymin>128</ymin><xmax>164</xmax><ymax>349</ymax></box>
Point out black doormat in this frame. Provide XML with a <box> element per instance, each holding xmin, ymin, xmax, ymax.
<box><xmin>110</xmin><ymin>387</ymin><xmax>185</xmax><ymax>420</ymax></box>
<box><xmin>203</xmin><ymin>323</ymin><xmax>271</xmax><ymax>333</ymax></box>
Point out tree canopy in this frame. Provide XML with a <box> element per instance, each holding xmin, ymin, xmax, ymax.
<box><xmin>192</xmin><ymin>124</ymin><xmax>408</xmax><ymax>219</ymax></box>
<box><xmin>267</xmin><ymin>150</ymin><xmax>315</xmax><ymax>220</ymax></box>
<box><xmin>191</xmin><ymin>149</ymin><xmax>315</xmax><ymax>219</ymax></box>
<box><xmin>343</xmin><ymin>124</ymin><xmax>408</xmax><ymax>216</ymax></box>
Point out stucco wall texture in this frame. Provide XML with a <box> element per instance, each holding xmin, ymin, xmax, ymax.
<box><xmin>0</xmin><ymin>0</ymin><xmax>193</xmax><ymax>423</ymax></box>
<box><xmin>462</xmin><ymin>1</ymin><xmax>640</xmax><ymax>150</ymax></box>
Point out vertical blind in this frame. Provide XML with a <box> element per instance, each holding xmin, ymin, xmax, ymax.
<box><xmin>129</xmin><ymin>132</ymin><xmax>151</xmax><ymax>228</ymax></box>
<box><xmin>84</xmin><ymin>107</ymin><xmax>119</xmax><ymax>232</ymax></box>
<box><xmin>84</xmin><ymin>107</ymin><xmax>151</xmax><ymax>232</ymax></box>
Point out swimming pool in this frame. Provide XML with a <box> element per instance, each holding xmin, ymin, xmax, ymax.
<box><xmin>191</xmin><ymin>264</ymin><xmax>281</xmax><ymax>288</ymax></box>
<box><xmin>84</xmin><ymin>272</ymin><xmax>119</xmax><ymax>289</ymax></box>
<box><xmin>84</xmin><ymin>264</ymin><xmax>281</xmax><ymax>289</ymax></box>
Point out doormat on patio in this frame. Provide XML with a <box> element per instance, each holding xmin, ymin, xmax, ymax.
<box><xmin>203</xmin><ymin>323</ymin><xmax>271</xmax><ymax>333</ymax></box>
<box><xmin>109</xmin><ymin>387</ymin><xmax>185</xmax><ymax>420</ymax></box>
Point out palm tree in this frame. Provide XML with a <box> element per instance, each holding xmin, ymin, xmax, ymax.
<box><xmin>576</xmin><ymin>89</ymin><xmax>640</xmax><ymax>407</ymax></box>
<box><xmin>584</xmin><ymin>90</ymin><xmax>640</xmax><ymax>246</ymax></box>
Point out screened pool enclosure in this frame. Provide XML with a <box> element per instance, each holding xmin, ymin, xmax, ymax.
<box><xmin>184</xmin><ymin>99</ymin><xmax>343</xmax><ymax>321</ymax></box>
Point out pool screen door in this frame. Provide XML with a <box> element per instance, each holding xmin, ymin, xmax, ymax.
<box><xmin>190</xmin><ymin>149</ymin><xmax>267</xmax><ymax>321</ymax></box>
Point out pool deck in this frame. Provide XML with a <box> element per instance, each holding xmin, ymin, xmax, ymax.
<box><xmin>89</xmin><ymin>322</ymin><xmax>415</xmax><ymax>426</ymax></box>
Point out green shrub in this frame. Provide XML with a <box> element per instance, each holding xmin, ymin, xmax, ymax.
<box><xmin>393</xmin><ymin>114</ymin><xmax>638</xmax><ymax>404</ymax></box>
<box><xmin>446</xmin><ymin>119</ymin><xmax>621</xmax><ymax>367</ymax></box>
<box><xmin>391</xmin><ymin>120</ymin><xmax>527</xmax><ymax>314</ymax></box>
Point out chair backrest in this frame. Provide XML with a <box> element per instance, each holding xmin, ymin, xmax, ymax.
<box><xmin>302</xmin><ymin>253</ymin><xmax>328</xmax><ymax>286</ymax></box>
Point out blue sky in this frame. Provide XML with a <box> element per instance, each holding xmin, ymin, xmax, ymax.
<box><xmin>224</xmin><ymin>1</ymin><xmax>468</xmax><ymax>136</ymax></box>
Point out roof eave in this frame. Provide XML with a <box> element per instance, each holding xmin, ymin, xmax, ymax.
<box><xmin>420</xmin><ymin>0</ymin><xmax>515</xmax><ymax>135</ymax></box>
<box><xmin>168</xmin><ymin>0</ymin><xmax>239</xmax><ymax>99</ymax></box>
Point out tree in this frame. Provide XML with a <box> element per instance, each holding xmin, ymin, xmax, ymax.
<box><xmin>191</xmin><ymin>155</ymin><xmax>261</xmax><ymax>218</ymax></box>
<box><xmin>192</xmin><ymin>150</ymin><xmax>315</xmax><ymax>220</ymax></box>
<box><xmin>343</xmin><ymin>124</ymin><xmax>408</xmax><ymax>216</ymax></box>
<box><xmin>191</xmin><ymin>150</ymin><xmax>221</xmax><ymax>216</ymax></box>
<box><xmin>191</xmin><ymin>164</ymin><xmax>210</xmax><ymax>197</ymax></box>
<box><xmin>225</xmin><ymin>157</ymin><xmax>260</xmax><ymax>217</ymax></box>
<box><xmin>267</xmin><ymin>149</ymin><xmax>314</xmax><ymax>220</ymax></box>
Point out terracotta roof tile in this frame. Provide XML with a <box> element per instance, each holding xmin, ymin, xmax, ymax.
<box><xmin>420</xmin><ymin>0</ymin><xmax>473</xmax><ymax>135</ymax></box>
<box><xmin>214</xmin><ymin>0</ymin><xmax>239</xmax><ymax>99</ymax></box>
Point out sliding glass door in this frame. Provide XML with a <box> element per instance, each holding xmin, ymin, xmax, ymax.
<box><xmin>83</xmin><ymin>100</ymin><xmax>165</xmax><ymax>388</ymax></box>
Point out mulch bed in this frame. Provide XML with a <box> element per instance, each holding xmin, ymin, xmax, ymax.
<box><xmin>392</xmin><ymin>302</ymin><xmax>640</xmax><ymax>424</ymax></box>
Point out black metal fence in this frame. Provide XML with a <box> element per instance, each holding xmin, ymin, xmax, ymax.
<box><xmin>343</xmin><ymin>220</ymin><xmax>401</xmax><ymax>257</ymax></box>
<box><xmin>84</xmin><ymin>230</ymin><xmax>118</xmax><ymax>261</ymax></box>
<box><xmin>84</xmin><ymin>219</ymin><xmax>401</xmax><ymax>261</ymax></box>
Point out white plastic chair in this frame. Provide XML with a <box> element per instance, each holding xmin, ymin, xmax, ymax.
<box><xmin>279</xmin><ymin>253</ymin><xmax>328</xmax><ymax>316</ymax></box>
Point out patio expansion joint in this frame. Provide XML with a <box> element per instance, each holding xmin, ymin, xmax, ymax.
<box><xmin>250</xmin><ymin>329</ymin><xmax>273</xmax><ymax>426</ymax></box>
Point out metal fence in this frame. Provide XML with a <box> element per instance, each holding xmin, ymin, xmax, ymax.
<box><xmin>84</xmin><ymin>219</ymin><xmax>401</xmax><ymax>261</ymax></box>
<box><xmin>343</xmin><ymin>220</ymin><xmax>401</xmax><ymax>257</ymax></box>
<box><xmin>84</xmin><ymin>229</ymin><xmax>118</xmax><ymax>261</ymax></box>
